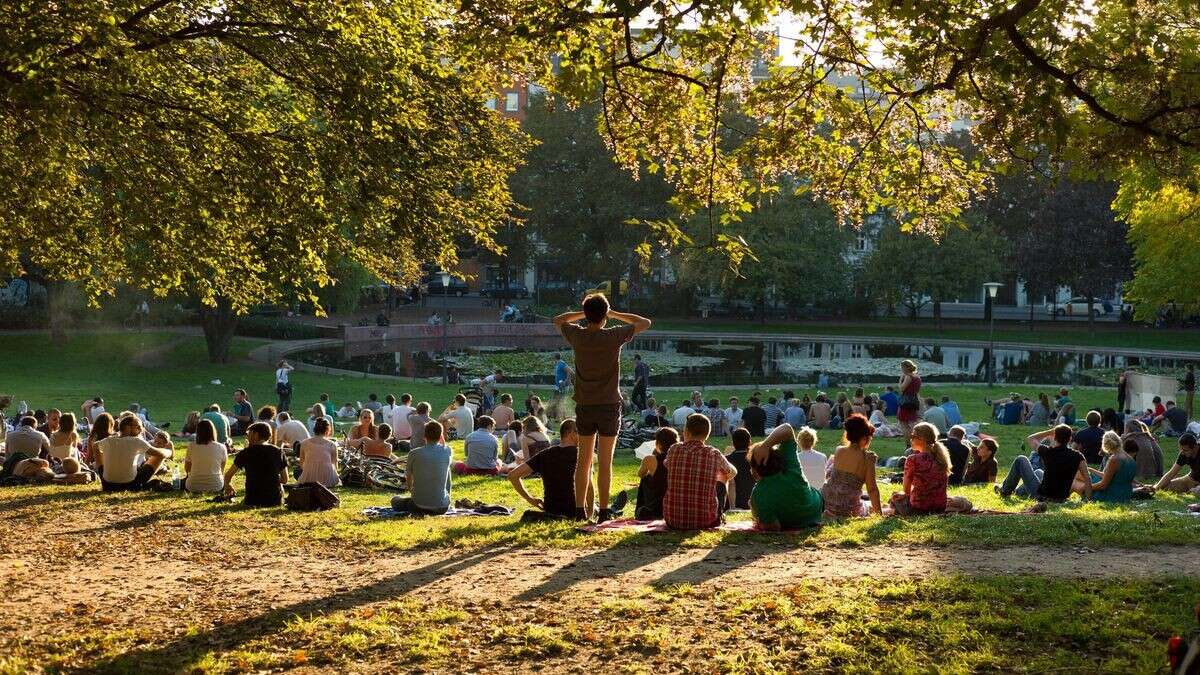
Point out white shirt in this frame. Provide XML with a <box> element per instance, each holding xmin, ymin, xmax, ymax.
<box><xmin>275</xmin><ymin>419</ymin><xmax>311</xmax><ymax>447</ymax></box>
<box><xmin>186</xmin><ymin>441</ymin><xmax>228</xmax><ymax>493</ymax></box>
<box><xmin>672</xmin><ymin>406</ymin><xmax>694</xmax><ymax>429</ymax></box>
<box><xmin>87</xmin><ymin>405</ymin><xmax>106</xmax><ymax>424</ymax></box>
<box><xmin>450</xmin><ymin>406</ymin><xmax>474</xmax><ymax>436</ymax></box>
<box><xmin>869</xmin><ymin>410</ymin><xmax>887</xmax><ymax>427</ymax></box>
<box><xmin>481</xmin><ymin>375</ymin><xmax>498</xmax><ymax>397</ymax></box>
<box><xmin>798</xmin><ymin>449</ymin><xmax>828</xmax><ymax>490</ymax></box>
<box><xmin>275</xmin><ymin>367</ymin><xmax>290</xmax><ymax>384</ymax></box>
<box><xmin>724</xmin><ymin>407</ymin><xmax>743</xmax><ymax>433</ymax></box>
<box><xmin>391</xmin><ymin>404</ymin><xmax>415</xmax><ymax>440</ymax></box>
<box><xmin>378</xmin><ymin>403</ymin><xmax>397</xmax><ymax>421</ymax></box>
<box><xmin>100</xmin><ymin>435</ymin><xmax>153</xmax><ymax>484</ymax></box>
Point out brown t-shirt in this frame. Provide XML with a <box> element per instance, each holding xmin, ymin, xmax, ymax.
<box><xmin>559</xmin><ymin>322</ymin><xmax>635</xmax><ymax>405</ymax></box>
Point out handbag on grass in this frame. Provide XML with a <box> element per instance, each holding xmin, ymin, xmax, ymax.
<box><xmin>284</xmin><ymin>482</ymin><xmax>340</xmax><ymax>511</ymax></box>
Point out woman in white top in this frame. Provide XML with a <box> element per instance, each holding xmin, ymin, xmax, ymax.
<box><xmin>298</xmin><ymin>417</ymin><xmax>341</xmax><ymax>488</ymax></box>
<box><xmin>48</xmin><ymin>412</ymin><xmax>80</xmax><ymax>461</ymax></box>
<box><xmin>275</xmin><ymin>359</ymin><xmax>294</xmax><ymax>412</ymax></box>
<box><xmin>185</xmin><ymin>419</ymin><xmax>228</xmax><ymax>493</ymax></box>
<box><xmin>795</xmin><ymin>426</ymin><xmax>828</xmax><ymax>490</ymax></box>
<box><xmin>96</xmin><ymin>415</ymin><xmax>170</xmax><ymax>491</ymax></box>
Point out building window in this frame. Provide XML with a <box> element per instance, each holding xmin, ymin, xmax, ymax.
<box><xmin>856</xmin><ymin>235</ymin><xmax>867</xmax><ymax>251</ymax></box>
<box><xmin>505</xmin><ymin>92</ymin><xmax>519</xmax><ymax>112</ymax></box>
<box><xmin>485</xmin><ymin>98</ymin><xmax>496</xmax><ymax>110</ymax></box>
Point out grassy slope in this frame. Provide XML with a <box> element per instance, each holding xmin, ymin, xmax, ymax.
<box><xmin>652</xmin><ymin>318</ymin><xmax>1200</xmax><ymax>352</ymax></box>
<box><xmin>2</xmin><ymin>330</ymin><xmax>1198</xmax><ymax>551</ymax></box>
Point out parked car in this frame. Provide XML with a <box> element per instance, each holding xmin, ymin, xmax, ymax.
<box><xmin>480</xmin><ymin>281</ymin><xmax>529</xmax><ymax>299</ymax></box>
<box><xmin>420</xmin><ymin>275</ymin><xmax>470</xmax><ymax>297</ymax></box>
<box><xmin>1045</xmin><ymin>296</ymin><xmax>1107</xmax><ymax>318</ymax></box>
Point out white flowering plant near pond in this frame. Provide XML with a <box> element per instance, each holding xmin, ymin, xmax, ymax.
<box><xmin>775</xmin><ymin>357</ymin><xmax>969</xmax><ymax>378</ymax></box>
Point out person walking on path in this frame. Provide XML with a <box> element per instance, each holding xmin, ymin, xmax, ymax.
<box><xmin>275</xmin><ymin>360</ymin><xmax>295</xmax><ymax>412</ymax></box>
<box><xmin>553</xmin><ymin>294</ymin><xmax>651</xmax><ymax>522</ymax></box>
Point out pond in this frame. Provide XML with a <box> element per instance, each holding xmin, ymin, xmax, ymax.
<box><xmin>293</xmin><ymin>336</ymin><xmax>1199</xmax><ymax>388</ymax></box>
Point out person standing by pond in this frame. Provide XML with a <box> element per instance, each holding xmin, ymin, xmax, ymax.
<box><xmin>275</xmin><ymin>360</ymin><xmax>294</xmax><ymax>412</ymax></box>
<box><xmin>553</xmin><ymin>294</ymin><xmax>652</xmax><ymax>522</ymax></box>
<box><xmin>632</xmin><ymin>354</ymin><xmax>650</xmax><ymax>412</ymax></box>
<box><xmin>897</xmin><ymin>360</ymin><xmax>922</xmax><ymax>439</ymax></box>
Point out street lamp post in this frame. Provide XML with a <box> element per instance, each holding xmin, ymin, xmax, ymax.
<box><xmin>440</xmin><ymin>270</ymin><xmax>450</xmax><ymax>386</ymax></box>
<box><xmin>983</xmin><ymin>282</ymin><xmax>1002</xmax><ymax>387</ymax></box>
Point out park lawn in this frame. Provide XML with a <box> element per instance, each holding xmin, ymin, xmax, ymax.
<box><xmin>652</xmin><ymin>318</ymin><xmax>1200</xmax><ymax>352</ymax></box>
<box><xmin>18</xmin><ymin>574</ymin><xmax>1194</xmax><ymax>673</ymax></box>
<box><xmin>3</xmin><ymin>329</ymin><xmax>1199</xmax><ymax>552</ymax></box>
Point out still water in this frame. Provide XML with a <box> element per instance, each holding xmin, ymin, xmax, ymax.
<box><xmin>295</xmin><ymin>337</ymin><xmax>1198</xmax><ymax>387</ymax></box>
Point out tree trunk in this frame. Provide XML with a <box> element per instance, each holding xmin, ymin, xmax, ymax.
<box><xmin>608</xmin><ymin>274</ymin><xmax>622</xmax><ymax>306</ymax></box>
<box><xmin>200</xmin><ymin>299</ymin><xmax>238</xmax><ymax>363</ymax></box>
<box><xmin>46</xmin><ymin>280</ymin><xmax>70</xmax><ymax>346</ymax></box>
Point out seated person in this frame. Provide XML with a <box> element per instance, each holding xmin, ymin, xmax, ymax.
<box><xmin>1153</xmin><ymin>433</ymin><xmax>1200</xmax><ymax>495</ymax></box>
<box><xmin>201</xmin><ymin>404</ymin><xmax>231</xmax><ymax>444</ymax></box>
<box><xmin>361</xmin><ymin>424</ymin><xmax>396</xmax><ymax>460</ymax></box>
<box><xmin>796</xmin><ymin>426</ymin><xmax>827</xmax><ymax>490</ymax></box>
<box><xmin>1152</xmin><ymin>401</ymin><xmax>1190</xmax><ymax>437</ymax></box>
<box><xmin>1081</xmin><ymin>432</ymin><xmax>1136</xmax><ymax>503</ymax></box>
<box><xmin>868</xmin><ymin>402</ymin><xmax>903</xmax><ymax>438</ymax></box>
<box><xmin>185</xmin><ymin>419</ymin><xmax>228</xmax><ymax>494</ymax></box>
<box><xmin>336</xmin><ymin>402</ymin><xmax>358</xmax><ymax>419</ymax></box>
<box><xmin>519</xmin><ymin>416</ymin><xmax>551</xmax><ymax>463</ymax></box>
<box><xmin>996</xmin><ymin>425</ymin><xmax>1088</xmax><ymax>502</ymax></box>
<box><xmin>887</xmin><ymin>422</ymin><xmax>972</xmax><ymax>515</ymax></box>
<box><xmin>724</xmin><ymin>428</ymin><xmax>755</xmax><ymax>510</ymax></box>
<box><xmin>48</xmin><ymin>412</ymin><xmax>80</xmax><ymax>462</ymax></box>
<box><xmin>990</xmin><ymin>394</ymin><xmax>1025</xmax><ymax>425</ymax></box>
<box><xmin>6</xmin><ymin>416</ymin><xmax>51</xmax><ymax>459</ymax></box>
<box><xmin>508</xmin><ymin>419</ymin><xmax>593</xmax><ymax>521</ymax></box>
<box><xmin>879</xmin><ymin>387</ymin><xmax>899</xmax><ymax>416</ymax></box>
<box><xmin>784</xmin><ymin>399</ymin><xmax>807</xmax><ymax>428</ymax></box>
<box><xmin>407</xmin><ymin>402</ymin><xmax>432</xmax><ymax>444</ymax></box>
<box><xmin>920</xmin><ymin>398</ymin><xmax>948</xmax><ymax>436</ymax></box>
<box><xmin>1026</xmin><ymin>394</ymin><xmax>1052</xmax><ymax>426</ymax></box>
<box><xmin>491</xmin><ymin>394</ymin><xmax>516</xmax><ymax>430</ymax></box>
<box><xmin>222</xmin><ymin>422</ymin><xmax>287</xmax><ymax>507</ymax></box>
<box><xmin>274</xmin><ymin>411</ymin><xmax>310</xmax><ymax>449</ymax></box>
<box><xmin>1123</xmin><ymin>418</ymin><xmax>1165</xmax><ymax>480</ymax></box>
<box><xmin>348</xmin><ymin>409</ymin><xmax>377</xmax><ymax>444</ymax></box>
<box><xmin>501</xmin><ymin>419</ymin><xmax>524</xmax><ymax>465</ymax></box>
<box><xmin>1072</xmin><ymin>410</ymin><xmax>1106</xmax><ymax>465</ymax></box>
<box><xmin>808</xmin><ymin>395</ymin><xmax>832</xmax><ymax>430</ymax></box>
<box><xmin>821</xmin><ymin>414</ymin><xmax>882</xmax><ymax>518</ymax></box>
<box><xmin>747</xmin><ymin>424</ymin><xmax>824</xmax><ymax>530</ymax></box>
<box><xmin>96</xmin><ymin>415</ymin><xmax>171</xmax><ymax>492</ymax></box>
<box><xmin>663</xmin><ymin>414</ymin><xmax>737</xmax><ymax>530</ymax></box>
<box><xmin>297</xmin><ymin>418</ymin><xmax>341</xmax><ymax>488</ymax></box>
<box><xmin>635</xmin><ymin>427</ymin><xmax>679</xmax><ymax>520</ymax></box>
<box><xmin>940</xmin><ymin>395</ymin><xmax>963</xmax><ymax>427</ymax></box>
<box><xmin>944</xmin><ymin>425</ymin><xmax>971</xmax><ymax>485</ymax></box>
<box><xmin>230</xmin><ymin>390</ymin><xmax>253</xmax><ymax>437</ymax></box>
<box><xmin>439</xmin><ymin>393</ymin><xmax>475</xmax><ymax>439</ymax></box>
<box><xmin>962</xmin><ymin>438</ymin><xmax>999</xmax><ymax>485</ymax></box>
<box><xmin>454</xmin><ymin>416</ymin><xmax>500</xmax><ymax>475</ymax></box>
<box><xmin>392</xmin><ymin>421</ymin><xmax>452</xmax><ymax>516</ymax></box>
<box><xmin>1054</xmin><ymin>388</ymin><xmax>1075</xmax><ymax>425</ymax></box>
<box><xmin>643</xmin><ymin>405</ymin><xmax>670</xmax><ymax>429</ymax></box>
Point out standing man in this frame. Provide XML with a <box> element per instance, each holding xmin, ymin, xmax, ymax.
<box><xmin>275</xmin><ymin>360</ymin><xmax>294</xmax><ymax>412</ymax></box>
<box><xmin>480</xmin><ymin>369</ymin><xmax>503</xmax><ymax>412</ymax></box>
<box><xmin>1184</xmin><ymin>365</ymin><xmax>1195</xmax><ymax>421</ymax></box>
<box><xmin>553</xmin><ymin>353</ymin><xmax>572</xmax><ymax>394</ymax></box>
<box><xmin>632</xmin><ymin>354</ymin><xmax>650</xmax><ymax>412</ymax></box>
<box><xmin>553</xmin><ymin>294</ymin><xmax>652</xmax><ymax>522</ymax></box>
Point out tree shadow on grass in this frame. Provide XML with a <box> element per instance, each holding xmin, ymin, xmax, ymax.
<box><xmin>86</xmin><ymin>544</ymin><xmax>516</xmax><ymax>675</ymax></box>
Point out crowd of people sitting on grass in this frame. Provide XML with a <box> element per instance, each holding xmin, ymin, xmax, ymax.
<box><xmin>2</xmin><ymin>294</ymin><xmax>1198</xmax><ymax>530</ymax></box>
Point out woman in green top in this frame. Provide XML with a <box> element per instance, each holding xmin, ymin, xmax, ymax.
<box><xmin>748</xmin><ymin>424</ymin><xmax>824</xmax><ymax>530</ymax></box>
<box><xmin>1078</xmin><ymin>431</ymin><xmax>1137</xmax><ymax>503</ymax></box>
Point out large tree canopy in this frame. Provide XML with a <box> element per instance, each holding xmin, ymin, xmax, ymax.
<box><xmin>1</xmin><ymin>0</ymin><xmax>526</xmax><ymax>356</ymax></box>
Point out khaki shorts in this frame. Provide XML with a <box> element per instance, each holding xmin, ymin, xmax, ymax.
<box><xmin>575</xmin><ymin>404</ymin><xmax>622</xmax><ymax>437</ymax></box>
<box><xmin>1166</xmin><ymin>476</ymin><xmax>1200</xmax><ymax>493</ymax></box>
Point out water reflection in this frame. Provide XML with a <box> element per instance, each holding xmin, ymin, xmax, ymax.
<box><xmin>294</xmin><ymin>337</ymin><xmax>1198</xmax><ymax>387</ymax></box>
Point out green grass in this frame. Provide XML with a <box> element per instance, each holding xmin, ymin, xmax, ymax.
<box><xmin>3</xmin><ymin>330</ymin><xmax>1199</xmax><ymax>551</ymax></box>
<box><xmin>24</xmin><ymin>575</ymin><xmax>1197</xmax><ymax>672</ymax></box>
<box><xmin>653</xmin><ymin>318</ymin><xmax>1200</xmax><ymax>352</ymax></box>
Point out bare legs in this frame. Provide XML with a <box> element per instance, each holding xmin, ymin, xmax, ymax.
<box><xmin>573</xmin><ymin>433</ymin><xmax>617</xmax><ymax>517</ymax></box>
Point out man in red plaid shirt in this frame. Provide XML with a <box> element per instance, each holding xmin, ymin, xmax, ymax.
<box><xmin>664</xmin><ymin>413</ymin><xmax>737</xmax><ymax>530</ymax></box>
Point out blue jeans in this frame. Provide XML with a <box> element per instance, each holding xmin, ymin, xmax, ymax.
<box><xmin>999</xmin><ymin>455</ymin><xmax>1043</xmax><ymax>497</ymax></box>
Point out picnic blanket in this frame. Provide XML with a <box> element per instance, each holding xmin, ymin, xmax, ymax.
<box><xmin>577</xmin><ymin>518</ymin><xmax>812</xmax><ymax>534</ymax></box>
<box><xmin>361</xmin><ymin>505</ymin><xmax>513</xmax><ymax>519</ymax></box>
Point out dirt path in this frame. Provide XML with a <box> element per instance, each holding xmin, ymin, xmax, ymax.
<box><xmin>2</xmin><ymin>541</ymin><xmax>1194</xmax><ymax>642</ymax></box>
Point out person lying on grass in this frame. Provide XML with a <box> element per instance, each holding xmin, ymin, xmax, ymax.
<box><xmin>887</xmin><ymin>422</ymin><xmax>972</xmax><ymax>516</ymax></box>
<box><xmin>1077</xmin><ymin>432</ymin><xmax>1137</xmax><ymax>503</ymax></box>
<box><xmin>96</xmin><ymin>415</ymin><xmax>171</xmax><ymax>492</ymax></box>
<box><xmin>663</xmin><ymin>413</ymin><xmax>737</xmax><ymax>530</ymax></box>
<box><xmin>747</xmin><ymin>423</ymin><xmax>824</xmax><ymax>530</ymax></box>
<box><xmin>391</xmin><ymin>421</ymin><xmax>453</xmax><ymax>516</ymax></box>
<box><xmin>222</xmin><ymin>422</ymin><xmax>287</xmax><ymax>507</ymax></box>
<box><xmin>997</xmin><ymin>424</ymin><xmax>1089</xmax><ymax>502</ymax></box>
<box><xmin>821</xmin><ymin>413</ymin><xmax>882</xmax><ymax>518</ymax></box>
<box><xmin>1152</xmin><ymin>433</ymin><xmax>1200</xmax><ymax>496</ymax></box>
<box><xmin>509</xmin><ymin>418</ymin><xmax>594</xmax><ymax>522</ymax></box>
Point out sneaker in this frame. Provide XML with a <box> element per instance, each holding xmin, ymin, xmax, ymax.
<box><xmin>610</xmin><ymin>490</ymin><xmax>629</xmax><ymax>513</ymax></box>
<box><xmin>573</xmin><ymin>507</ymin><xmax>589</xmax><ymax>522</ymax></box>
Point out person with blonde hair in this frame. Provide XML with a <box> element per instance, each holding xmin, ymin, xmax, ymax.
<box><xmin>1078</xmin><ymin>431</ymin><xmax>1137</xmax><ymax>502</ymax></box>
<box><xmin>795</xmin><ymin>426</ymin><xmax>827</xmax><ymax>490</ymax></box>
<box><xmin>888</xmin><ymin>422</ymin><xmax>972</xmax><ymax>515</ymax></box>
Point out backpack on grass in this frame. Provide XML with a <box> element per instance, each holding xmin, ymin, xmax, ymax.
<box><xmin>284</xmin><ymin>482</ymin><xmax>340</xmax><ymax>511</ymax></box>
